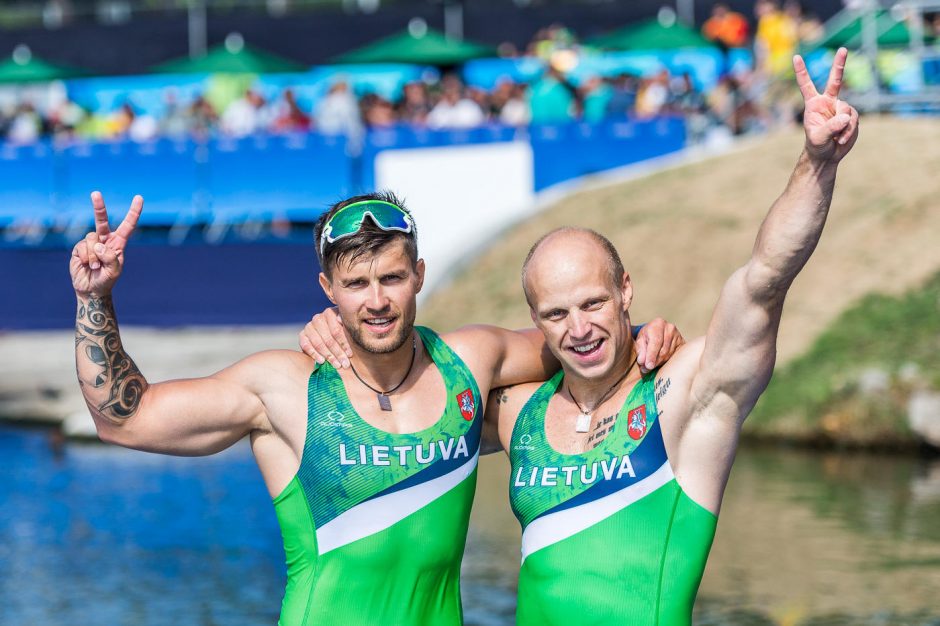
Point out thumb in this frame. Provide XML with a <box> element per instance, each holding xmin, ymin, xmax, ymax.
<box><xmin>826</xmin><ymin>113</ymin><xmax>851</xmax><ymax>136</ymax></box>
<box><xmin>94</xmin><ymin>242</ymin><xmax>120</xmax><ymax>269</ymax></box>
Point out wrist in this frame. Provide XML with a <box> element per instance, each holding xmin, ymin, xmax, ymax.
<box><xmin>799</xmin><ymin>148</ymin><xmax>840</xmax><ymax>179</ymax></box>
<box><xmin>75</xmin><ymin>289</ymin><xmax>112</xmax><ymax>302</ymax></box>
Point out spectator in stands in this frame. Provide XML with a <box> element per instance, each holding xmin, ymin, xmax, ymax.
<box><xmin>104</xmin><ymin>102</ymin><xmax>135</xmax><ymax>139</ymax></box>
<box><xmin>580</xmin><ymin>76</ymin><xmax>613</xmax><ymax>123</ymax></box>
<box><xmin>128</xmin><ymin>107</ymin><xmax>159</xmax><ymax>142</ymax></box>
<box><xmin>929</xmin><ymin>12</ymin><xmax>940</xmax><ymax>38</ymax></box>
<box><xmin>6</xmin><ymin>102</ymin><xmax>43</xmax><ymax>144</ymax></box>
<box><xmin>161</xmin><ymin>91</ymin><xmax>190</xmax><ymax>138</ymax></box>
<box><xmin>271</xmin><ymin>89</ymin><xmax>311</xmax><ymax>133</ymax></box>
<box><xmin>795</xmin><ymin>5</ymin><xmax>824</xmax><ymax>43</ymax></box>
<box><xmin>186</xmin><ymin>95</ymin><xmax>218</xmax><ymax>138</ymax></box>
<box><xmin>528</xmin><ymin>65</ymin><xmax>578</xmax><ymax>124</ymax></box>
<box><xmin>48</xmin><ymin>96</ymin><xmax>87</xmax><ymax>140</ymax></box>
<box><xmin>530</xmin><ymin>23</ymin><xmax>578</xmax><ymax>61</ymax></box>
<box><xmin>490</xmin><ymin>80</ymin><xmax>530</xmax><ymax>126</ymax></box>
<box><xmin>426</xmin><ymin>76</ymin><xmax>485</xmax><ymax>129</ymax></box>
<box><xmin>708</xmin><ymin>74</ymin><xmax>764</xmax><ymax>136</ymax></box>
<box><xmin>754</xmin><ymin>0</ymin><xmax>798</xmax><ymax>76</ymax></box>
<box><xmin>316</xmin><ymin>80</ymin><xmax>362</xmax><ymax>136</ymax></box>
<box><xmin>668</xmin><ymin>73</ymin><xmax>710</xmax><ymax>143</ymax></box>
<box><xmin>702</xmin><ymin>3</ymin><xmax>750</xmax><ymax>49</ymax></box>
<box><xmin>634</xmin><ymin>70</ymin><xmax>670</xmax><ymax>119</ymax></box>
<box><xmin>396</xmin><ymin>81</ymin><xmax>432</xmax><ymax>125</ymax></box>
<box><xmin>605</xmin><ymin>73</ymin><xmax>639</xmax><ymax>118</ymax></box>
<box><xmin>360</xmin><ymin>93</ymin><xmax>396</xmax><ymax>128</ymax></box>
<box><xmin>221</xmin><ymin>89</ymin><xmax>270</xmax><ymax>137</ymax></box>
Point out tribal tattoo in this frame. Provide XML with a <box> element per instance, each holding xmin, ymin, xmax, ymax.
<box><xmin>75</xmin><ymin>296</ymin><xmax>147</xmax><ymax>421</ymax></box>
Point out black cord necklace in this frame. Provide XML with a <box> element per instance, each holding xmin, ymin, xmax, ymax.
<box><xmin>567</xmin><ymin>353</ymin><xmax>638</xmax><ymax>433</ymax></box>
<box><xmin>349</xmin><ymin>336</ymin><xmax>417</xmax><ymax>411</ymax></box>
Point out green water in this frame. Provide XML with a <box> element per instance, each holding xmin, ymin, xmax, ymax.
<box><xmin>466</xmin><ymin>446</ymin><xmax>940</xmax><ymax>625</ymax></box>
<box><xmin>2</xmin><ymin>425</ymin><xmax>938</xmax><ymax>625</ymax></box>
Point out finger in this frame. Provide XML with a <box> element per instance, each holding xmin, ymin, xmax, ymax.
<box><xmin>329</xmin><ymin>324</ymin><xmax>352</xmax><ymax>364</ymax></box>
<box><xmin>635</xmin><ymin>334</ymin><xmax>648</xmax><ymax>374</ymax></box>
<box><xmin>827</xmin><ymin>113</ymin><xmax>851</xmax><ymax>136</ymax></box>
<box><xmin>824</xmin><ymin>47</ymin><xmax>848</xmax><ymax>98</ymax></box>
<box><xmin>84</xmin><ymin>232</ymin><xmax>100</xmax><ymax>270</ymax></box>
<box><xmin>643</xmin><ymin>331</ymin><xmax>663</xmax><ymax>371</ymax></box>
<box><xmin>792</xmin><ymin>54</ymin><xmax>818</xmax><ymax>101</ymax></box>
<box><xmin>73</xmin><ymin>240</ymin><xmax>89</xmax><ymax>266</ymax></box>
<box><xmin>298</xmin><ymin>333</ymin><xmax>323</xmax><ymax>363</ymax></box>
<box><xmin>90</xmin><ymin>191</ymin><xmax>111</xmax><ymax>240</ymax></box>
<box><xmin>310</xmin><ymin>335</ymin><xmax>340</xmax><ymax>368</ymax></box>
<box><xmin>315</xmin><ymin>317</ymin><xmax>349</xmax><ymax>368</ymax></box>
<box><xmin>327</xmin><ymin>307</ymin><xmax>353</xmax><ymax>358</ymax></box>
<box><xmin>838</xmin><ymin>106</ymin><xmax>859</xmax><ymax>145</ymax></box>
<box><xmin>95</xmin><ymin>242</ymin><xmax>119</xmax><ymax>270</ymax></box>
<box><xmin>112</xmin><ymin>195</ymin><xmax>143</xmax><ymax>248</ymax></box>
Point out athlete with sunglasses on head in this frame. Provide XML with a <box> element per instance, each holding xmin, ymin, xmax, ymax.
<box><xmin>70</xmin><ymin>187</ymin><xmax>681</xmax><ymax>622</ymax></box>
<box><xmin>301</xmin><ymin>50</ymin><xmax>860</xmax><ymax>625</ymax></box>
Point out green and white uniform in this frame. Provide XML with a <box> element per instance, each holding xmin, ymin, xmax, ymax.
<box><xmin>273</xmin><ymin>326</ymin><xmax>482</xmax><ymax>626</ymax></box>
<box><xmin>508</xmin><ymin>369</ymin><xmax>717</xmax><ymax>626</ymax></box>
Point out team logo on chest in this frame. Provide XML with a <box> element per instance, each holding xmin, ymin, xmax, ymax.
<box><xmin>627</xmin><ymin>405</ymin><xmax>647</xmax><ymax>440</ymax></box>
<box><xmin>456</xmin><ymin>388</ymin><xmax>475</xmax><ymax>421</ymax></box>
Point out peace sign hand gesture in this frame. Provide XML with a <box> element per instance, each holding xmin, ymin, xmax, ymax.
<box><xmin>794</xmin><ymin>47</ymin><xmax>859</xmax><ymax>164</ymax></box>
<box><xmin>70</xmin><ymin>191</ymin><xmax>143</xmax><ymax>298</ymax></box>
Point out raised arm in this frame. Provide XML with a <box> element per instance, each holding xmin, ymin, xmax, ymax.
<box><xmin>690</xmin><ymin>48</ymin><xmax>859</xmax><ymax>422</ymax></box>
<box><xmin>72</xmin><ymin>192</ymin><xmax>271</xmax><ymax>455</ymax></box>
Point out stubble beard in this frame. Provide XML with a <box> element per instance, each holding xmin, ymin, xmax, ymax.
<box><xmin>344</xmin><ymin>311</ymin><xmax>415</xmax><ymax>354</ymax></box>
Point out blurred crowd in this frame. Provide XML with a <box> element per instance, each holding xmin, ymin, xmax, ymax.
<box><xmin>5</xmin><ymin>0</ymin><xmax>909</xmax><ymax>146</ymax></box>
<box><xmin>0</xmin><ymin>67</ymin><xmax>740</xmax><ymax>144</ymax></box>
<box><xmin>0</xmin><ymin>68</ymin><xmax>764</xmax><ymax>145</ymax></box>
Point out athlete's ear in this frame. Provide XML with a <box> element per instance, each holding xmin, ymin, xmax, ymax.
<box><xmin>620</xmin><ymin>272</ymin><xmax>633</xmax><ymax>312</ymax></box>
<box><xmin>319</xmin><ymin>272</ymin><xmax>336</xmax><ymax>304</ymax></box>
<box><xmin>414</xmin><ymin>258</ymin><xmax>426</xmax><ymax>294</ymax></box>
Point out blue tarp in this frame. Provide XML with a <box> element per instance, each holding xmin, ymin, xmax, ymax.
<box><xmin>462</xmin><ymin>50</ymin><xmax>755</xmax><ymax>94</ymax></box>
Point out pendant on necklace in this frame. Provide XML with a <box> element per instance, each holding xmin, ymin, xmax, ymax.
<box><xmin>575</xmin><ymin>413</ymin><xmax>592</xmax><ymax>433</ymax></box>
<box><xmin>377</xmin><ymin>393</ymin><xmax>393</xmax><ymax>412</ymax></box>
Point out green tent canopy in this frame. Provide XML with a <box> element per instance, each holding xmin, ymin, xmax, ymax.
<box><xmin>334</xmin><ymin>28</ymin><xmax>496</xmax><ymax>66</ymax></box>
<box><xmin>588</xmin><ymin>19</ymin><xmax>715</xmax><ymax>51</ymax></box>
<box><xmin>153</xmin><ymin>42</ymin><xmax>306</xmax><ymax>74</ymax></box>
<box><xmin>0</xmin><ymin>55</ymin><xmax>87</xmax><ymax>83</ymax></box>
<box><xmin>812</xmin><ymin>9</ymin><xmax>935</xmax><ymax>50</ymax></box>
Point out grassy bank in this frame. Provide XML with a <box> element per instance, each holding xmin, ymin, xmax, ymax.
<box><xmin>747</xmin><ymin>271</ymin><xmax>940</xmax><ymax>448</ymax></box>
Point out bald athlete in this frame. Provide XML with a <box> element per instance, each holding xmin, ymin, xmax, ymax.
<box><xmin>488</xmin><ymin>49</ymin><xmax>860</xmax><ymax>625</ymax></box>
<box><xmin>71</xmin><ymin>188</ymin><xmax>679</xmax><ymax>625</ymax></box>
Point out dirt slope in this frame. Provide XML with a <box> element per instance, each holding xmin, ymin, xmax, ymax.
<box><xmin>420</xmin><ymin>117</ymin><xmax>940</xmax><ymax>363</ymax></box>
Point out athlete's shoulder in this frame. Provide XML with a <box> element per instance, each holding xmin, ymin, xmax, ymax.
<box><xmin>442</xmin><ymin>324</ymin><xmax>505</xmax><ymax>353</ymax></box>
<box><xmin>217</xmin><ymin>349</ymin><xmax>315</xmax><ymax>391</ymax></box>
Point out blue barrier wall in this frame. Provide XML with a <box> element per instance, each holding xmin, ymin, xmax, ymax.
<box><xmin>0</xmin><ymin>238</ymin><xmax>333</xmax><ymax>329</ymax></box>
<box><xmin>0</xmin><ymin>134</ymin><xmax>351</xmax><ymax>228</ymax></box>
<box><xmin>0</xmin><ymin>117</ymin><xmax>687</xmax><ymax>329</ymax></box>
<box><xmin>530</xmin><ymin>117</ymin><xmax>686</xmax><ymax>190</ymax></box>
